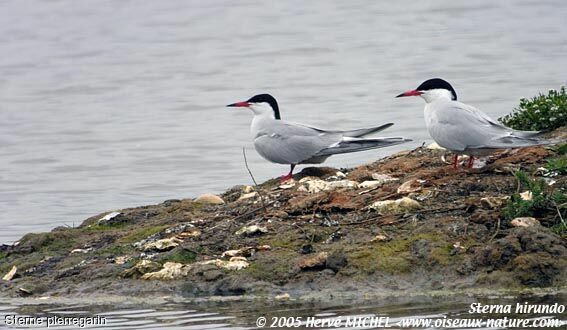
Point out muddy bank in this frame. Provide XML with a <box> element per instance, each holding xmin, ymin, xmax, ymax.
<box><xmin>1</xmin><ymin>134</ymin><xmax>566</xmax><ymax>300</ymax></box>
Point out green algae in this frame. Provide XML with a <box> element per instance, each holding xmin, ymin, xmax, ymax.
<box><xmin>119</xmin><ymin>225</ymin><xmax>170</xmax><ymax>244</ymax></box>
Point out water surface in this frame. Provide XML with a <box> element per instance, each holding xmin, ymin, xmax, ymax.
<box><xmin>1</xmin><ymin>0</ymin><xmax>566</xmax><ymax>243</ymax></box>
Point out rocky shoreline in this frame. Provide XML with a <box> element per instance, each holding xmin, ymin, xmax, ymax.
<box><xmin>1</xmin><ymin>132</ymin><xmax>566</xmax><ymax>301</ymax></box>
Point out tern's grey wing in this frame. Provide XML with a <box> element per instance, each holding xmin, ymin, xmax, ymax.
<box><xmin>291</xmin><ymin>122</ymin><xmax>394</xmax><ymax>137</ymax></box>
<box><xmin>430</xmin><ymin>102</ymin><xmax>544</xmax><ymax>151</ymax></box>
<box><xmin>253</xmin><ymin>121</ymin><xmax>341</xmax><ymax>164</ymax></box>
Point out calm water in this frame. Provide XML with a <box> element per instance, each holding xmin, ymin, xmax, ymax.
<box><xmin>0</xmin><ymin>295</ymin><xmax>565</xmax><ymax>329</ymax></box>
<box><xmin>0</xmin><ymin>1</ymin><xmax>566</xmax><ymax>243</ymax></box>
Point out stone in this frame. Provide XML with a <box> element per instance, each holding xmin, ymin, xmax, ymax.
<box><xmin>141</xmin><ymin>262</ymin><xmax>190</xmax><ymax>280</ymax></box>
<box><xmin>371</xmin><ymin>234</ymin><xmax>388</xmax><ymax>242</ymax></box>
<box><xmin>326</xmin><ymin>252</ymin><xmax>348</xmax><ymax>272</ymax></box>
<box><xmin>123</xmin><ymin>260</ymin><xmax>162</xmax><ymax>278</ymax></box>
<box><xmin>203</xmin><ymin>269</ymin><xmax>223</xmax><ymax>281</ymax></box>
<box><xmin>235</xmin><ymin>225</ymin><xmax>268</xmax><ymax>236</ymax></box>
<box><xmin>237</xmin><ymin>192</ymin><xmax>258</xmax><ymax>201</ymax></box>
<box><xmin>369</xmin><ymin>197</ymin><xmax>422</xmax><ymax>214</ymax></box>
<box><xmin>297</xmin><ymin>252</ymin><xmax>328</xmax><ymax>269</ymax></box>
<box><xmin>2</xmin><ymin>266</ymin><xmax>17</xmax><ymax>281</ymax></box>
<box><xmin>200</xmin><ymin>258</ymin><xmax>250</xmax><ymax>270</ymax></box>
<box><xmin>359</xmin><ymin>180</ymin><xmax>383</xmax><ymax>189</ymax></box>
<box><xmin>143</xmin><ymin>237</ymin><xmax>183</xmax><ymax>251</ymax></box>
<box><xmin>397</xmin><ymin>179</ymin><xmax>422</xmax><ymax>194</ymax></box>
<box><xmin>297</xmin><ymin>177</ymin><xmax>358</xmax><ymax>193</ymax></box>
<box><xmin>96</xmin><ymin>211</ymin><xmax>125</xmax><ymax>226</ymax></box>
<box><xmin>371</xmin><ymin>173</ymin><xmax>399</xmax><ymax>184</ymax></box>
<box><xmin>195</xmin><ymin>193</ymin><xmax>225</xmax><ymax>205</ymax></box>
<box><xmin>221</xmin><ymin>247</ymin><xmax>254</xmax><ymax>258</ymax></box>
<box><xmin>510</xmin><ymin>217</ymin><xmax>540</xmax><ymax>228</ymax></box>
<box><xmin>274</xmin><ymin>293</ymin><xmax>290</xmax><ymax>300</ymax></box>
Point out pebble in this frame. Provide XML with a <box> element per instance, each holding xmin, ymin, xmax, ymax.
<box><xmin>2</xmin><ymin>266</ymin><xmax>17</xmax><ymax>281</ymax></box>
<box><xmin>195</xmin><ymin>193</ymin><xmax>225</xmax><ymax>205</ymax></box>
<box><xmin>143</xmin><ymin>237</ymin><xmax>183</xmax><ymax>251</ymax></box>
<box><xmin>141</xmin><ymin>262</ymin><xmax>190</xmax><ymax>280</ymax></box>
<box><xmin>237</xmin><ymin>192</ymin><xmax>258</xmax><ymax>201</ymax></box>
<box><xmin>397</xmin><ymin>179</ymin><xmax>422</xmax><ymax>194</ymax></box>
<box><xmin>297</xmin><ymin>252</ymin><xmax>328</xmax><ymax>269</ymax></box>
<box><xmin>235</xmin><ymin>225</ymin><xmax>268</xmax><ymax>236</ymax></box>
<box><xmin>510</xmin><ymin>217</ymin><xmax>540</xmax><ymax>228</ymax></box>
<box><xmin>371</xmin><ymin>173</ymin><xmax>400</xmax><ymax>184</ymax></box>
<box><xmin>370</xmin><ymin>197</ymin><xmax>422</xmax><ymax>214</ymax></box>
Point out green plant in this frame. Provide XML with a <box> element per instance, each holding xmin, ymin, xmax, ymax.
<box><xmin>499</xmin><ymin>86</ymin><xmax>567</xmax><ymax>131</ymax></box>
<box><xmin>502</xmin><ymin>171</ymin><xmax>566</xmax><ymax>221</ymax></box>
<box><xmin>545</xmin><ymin>156</ymin><xmax>567</xmax><ymax>175</ymax></box>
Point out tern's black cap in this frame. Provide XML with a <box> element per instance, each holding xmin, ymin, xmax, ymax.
<box><xmin>416</xmin><ymin>78</ymin><xmax>457</xmax><ymax>100</ymax></box>
<box><xmin>247</xmin><ymin>94</ymin><xmax>281</xmax><ymax>119</ymax></box>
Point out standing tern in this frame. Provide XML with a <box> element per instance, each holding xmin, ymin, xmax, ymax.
<box><xmin>227</xmin><ymin>94</ymin><xmax>411</xmax><ymax>181</ymax></box>
<box><xmin>396</xmin><ymin>78</ymin><xmax>557</xmax><ymax>168</ymax></box>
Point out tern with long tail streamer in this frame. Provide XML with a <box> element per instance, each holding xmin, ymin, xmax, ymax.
<box><xmin>396</xmin><ymin>78</ymin><xmax>562</xmax><ymax>169</ymax></box>
<box><xmin>227</xmin><ymin>94</ymin><xmax>411</xmax><ymax>181</ymax></box>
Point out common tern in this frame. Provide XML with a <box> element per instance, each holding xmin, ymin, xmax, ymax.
<box><xmin>227</xmin><ymin>94</ymin><xmax>411</xmax><ymax>181</ymax></box>
<box><xmin>396</xmin><ymin>78</ymin><xmax>557</xmax><ymax>168</ymax></box>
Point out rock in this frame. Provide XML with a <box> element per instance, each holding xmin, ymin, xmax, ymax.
<box><xmin>242</xmin><ymin>185</ymin><xmax>255</xmax><ymax>193</ymax></box>
<box><xmin>371</xmin><ymin>173</ymin><xmax>399</xmax><ymax>184</ymax></box>
<box><xmin>359</xmin><ymin>180</ymin><xmax>383</xmax><ymax>189</ymax></box>
<box><xmin>177</xmin><ymin>228</ymin><xmax>201</xmax><ymax>239</ymax></box>
<box><xmin>297</xmin><ymin>252</ymin><xmax>328</xmax><ymax>269</ymax></box>
<box><xmin>520</xmin><ymin>191</ymin><xmax>533</xmax><ymax>201</ymax></box>
<box><xmin>141</xmin><ymin>262</ymin><xmax>191</xmax><ymax>280</ymax></box>
<box><xmin>195</xmin><ymin>193</ymin><xmax>225</xmax><ymax>205</ymax></box>
<box><xmin>279</xmin><ymin>181</ymin><xmax>296</xmax><ymax>189</ymax></box>
<box><xmin>123</xmin><ymin>260</ymin><xmax>162</xmax><ymax>278</ymax></box>
<box><xmin>114</xmin><ymin>256</ymin><xmax>130</xmax><ymax>265</ymax></box>
<box><xmin>510</xmin><ymin>217</ymin><xmax>540</xmax><ymax>228</ymax></box>
<box><xmin>143</xmin><ymin>237</ymin><xmax>183</xmax><ymax>252</ymax></box>
<box><xmin>235</xmin><ymin>225</ymin><xmax>268</xmax><ymax>236</ymax></box>
<box><xmin>2</xmin><ymin>265</ymin><xmax>17</xmax><ymax>281</ymax></box>
<box><xmin>371</xmin><ymin>234</ymin><xmax>388</xmax><ymax>242</ymax></box>
<box><xmin>397</xmin><ymin>179</ymin><xmax>422</xmax><ymax>194</ymax></box>
<box><xmin>221</xmin><ymin>247</ymin><xmax>254</xmax><ymax>258</ymax></box>
<box><xmin>297</xmin><ymin>178</ymin><xmax>327</xmax><ymax>193</ymax></box>
<box><xmin>300</xmin><ymin>244</ymin><xmax>314</xmax><ymax>254</ymax></box>
<box><xmin>237</xmin><ymin>192</ymin><xmax>258</xmax><ymax>201</ymax></box>
<box><xmin>96</xmin><ymin>211</ymin><xmax>124</xmax><ymax>226</ymax></box>
<box><xmin>326</xmin><ymin>252</ymin><xmax>348</xmax><ymax>272</ymax></box>
<box><xmin>335</xmin><ymin>171</ymin><xmax>346</xmax><ymax>178</ymax></box>
<box><xmin>274</xmin><ymin>293</ymin><xmax>291</xmax><ymax>300</ymax></box>
<box><xmin>256</xmin><ymin>245</ymin><xmax>271</xmax><ymax>251</ymax></box>
<box><xmin>369</xmin><ymin>197</ymin><xmax>422</xmax><ymax>214</ymax></box>
<box><xmin>480</xmin><ymin>196</ymin><xmax>509</xmax><ymax>209</ymax></box>
<box><xmin>71</xmin><ymin>248</ymin><xmax>93</xmax><ymax>254</ymax></box>
<box><xmin>203</xmin><ymin>269</ymin><xmax>223</xmax><ymax>281</ymax></box>
<box><xmin>297</xmin><ymin>177</ymin><xmax>358</xmax><ymax>193</ymax></box>
<box><xmin>18</xmin><ymin>287</ymin><xmax>33</xmax><ymax>297</ymax></box>
<box><xmin>201</xmin><ymin>258</ymin><xmax>250</xmax><ymax>270</ymax></box>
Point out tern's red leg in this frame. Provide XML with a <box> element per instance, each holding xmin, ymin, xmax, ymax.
<box><xmin>452</xmin><ymin>154</ymin><xmax>458</xmax><ymax>169</ymax></box>
<box><xmin>280</xmin><ymin>164</ymin><xmax>296</xmax><ymax>182</ymax></box>
<box><xmin>467</xmin><ymin>156</ymin><xmax>475</xmax><ymax>169</ymax></box>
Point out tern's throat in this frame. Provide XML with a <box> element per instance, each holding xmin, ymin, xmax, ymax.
<box><xmin>250</xmin><ymin>110</ymin><xmax>276</xmax><ymax>137</ymax></box>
